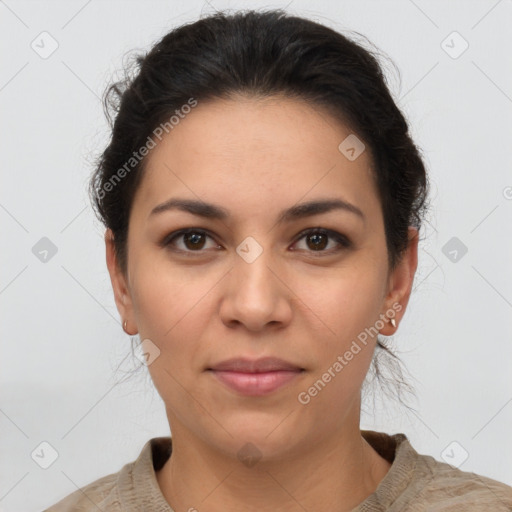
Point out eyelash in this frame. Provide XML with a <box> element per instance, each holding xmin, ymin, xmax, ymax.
<box><xmin>160</xmin><ymin>227</ymin><xmax>352</xmax><ymax>257</ymax></box>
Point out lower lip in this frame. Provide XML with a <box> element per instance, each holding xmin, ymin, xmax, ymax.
<box><xmin>209</xmin><ymin>370</ymin><xmax>302</xmax><ymax>396</ymax></box>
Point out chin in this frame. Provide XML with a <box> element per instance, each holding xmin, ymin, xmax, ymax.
<box><xmin>209</xmin><ymin>409</ymin><xmax>303</xmax><ymax>458</ymax></box>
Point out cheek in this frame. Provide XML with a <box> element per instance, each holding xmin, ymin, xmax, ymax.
<box><xmin>294</xmin><ymin>265</ymin><xmax>385</xmax><ymax>344</ymax></box>
<box><xmin>128</xmin><ymin>261</ymin><xmax>229</xmax><ymax>386</ymax></box>
<box><xmin>130</xmin><ymin>260</ymin><xmax>214</xmax><ymax>341</ymax></box>
<box><xmin>290</xmin><ymin>266</ymin><xmax>385</xmax><ymax>407</ymax></box>
<box><xmin>130</xmin><ymin>265</ymin><xmax>216</xmax><ymax>410</ymax></box>
<box><xmin>294</xmin><ymin>272</ymin><xmax>382</xmax><ymax>420</ymax></box>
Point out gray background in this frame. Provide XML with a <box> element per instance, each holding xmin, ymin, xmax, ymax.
<box><xmin>1</xmin><ymin>0</ymin><xmax>511</xmax><ymax>510</ymax></box>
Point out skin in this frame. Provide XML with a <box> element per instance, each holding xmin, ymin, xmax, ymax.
<box><xmin>105</xmin><ymin>95</ymin><xmax>418</xmax><ymax>512</ymax></box>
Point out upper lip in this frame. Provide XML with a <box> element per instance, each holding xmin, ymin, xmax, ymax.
<box><xmin>208</xmin><ymin>357</ymin><xmax>304</xmax><ymax>373</ymax></box>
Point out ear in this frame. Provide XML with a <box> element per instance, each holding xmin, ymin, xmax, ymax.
<box><xmin>379</xmin><ymin>226</ymin><xmax>419</xmax><ymax>335</ymax></box>
<box><xmin>105</xmin><ymin>228</ymin><xmax>137</xmax><ymax>335</ymax></box>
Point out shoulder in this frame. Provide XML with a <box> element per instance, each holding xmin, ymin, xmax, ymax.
<box><xmin>42</xmin><ymin>437</ymin><xmax>170</xmax><ymax>511</ymax></box>
<box><xmin>42</xmin><ymin>468</ymin><xmax>126</xmax><ymax>511</ymax></box>
<box><xmin>361</xmin><ymin>430</ymin><xmax>512</xmax><ymax>511</ymax></box>
<box><xmin>405</xmin><ymin>445</ymin><xmax>512</xmax><ymax>510</ymax></box>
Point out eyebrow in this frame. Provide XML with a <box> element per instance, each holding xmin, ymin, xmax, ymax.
<box><xmin>149</xmin><ymin>197</ymin><xmax>365</xmax><ymax>223</ymax></box>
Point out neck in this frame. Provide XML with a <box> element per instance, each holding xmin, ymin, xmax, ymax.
<box><xmin>156</xmin><ymin>420</ymin><xmax>391</xmax><ymax>512</ymax></box>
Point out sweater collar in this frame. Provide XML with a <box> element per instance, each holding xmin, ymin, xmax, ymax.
<box><xmin>117</xmin><ymin>430</ymin><xmax>418</xmax><ymax>511</ymax></box>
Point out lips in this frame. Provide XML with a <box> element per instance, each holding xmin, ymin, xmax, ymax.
<box><xmin>208</xmin><ymin>357</ymin><xmax>303</xmax><ymax>373</ymax></box>
<box><xmin>207</xmin><ymin>357</ymin><xmax>305</xmax><ymax>396</ymax></box>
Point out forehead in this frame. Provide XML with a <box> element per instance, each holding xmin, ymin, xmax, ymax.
<box><xmin>131</xmin><ymin>96</ymin><xmax>380</xmax><ymax>225</ymax></box>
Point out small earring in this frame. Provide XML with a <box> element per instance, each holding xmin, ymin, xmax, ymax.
<box><xmin>390</xmin><ymin>318</ymin><xmax>397</xmax><ymax>328</ymax></box>
<box><xmin>123</xmin><ymin>320</ymin><xmax>129</xmax><ymax>334</ymax></box>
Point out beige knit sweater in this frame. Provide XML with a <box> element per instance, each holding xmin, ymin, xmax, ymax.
<box><xmin>43</xmin><ymin>430</ymin><xmax>512</xmax><ymax>511</ymax></box>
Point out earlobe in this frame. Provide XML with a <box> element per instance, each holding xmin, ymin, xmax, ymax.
<box><xmin>379</xmin><ymin>308</ymin><xmax>399</xmax><ymax>336</ymax></box>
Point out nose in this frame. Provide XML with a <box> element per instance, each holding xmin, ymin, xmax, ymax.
<box><xmin>219</xmin><ymin>247</ymin><xmax>293</xmax><ymax>332</ymax></box>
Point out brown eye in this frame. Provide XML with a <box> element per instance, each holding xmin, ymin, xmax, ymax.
<box><xmin>305</xmin><ymin>232</ymin><xmax>328</xmax><ymax>251</ymax></box>
<box><xmin>162</xmin><ymin>229</ymin><xmax>219</xmax><ymax>254</ymax></box>
<box><xmin>183</xmin><ymin>231</ymin><xmax>207</xmax><ymax>250</ymax></box>
<box><xmin>292</xmin><ymin>228</ymin><xmax>351</xmax><ymax>255</ymax></box>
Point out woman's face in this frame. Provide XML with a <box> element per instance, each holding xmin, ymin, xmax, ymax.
<box><xmin>106</xmin><ymin>95</ymin><xmax>418</xmax><ymax>460</ymax></box>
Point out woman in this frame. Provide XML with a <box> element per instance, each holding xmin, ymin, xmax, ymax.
<box><xmin>45</xmin><ymin>9</ymin><xmax>512</xmax><ymax>511</ymax></box>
